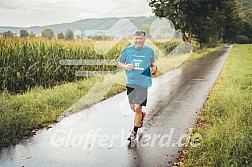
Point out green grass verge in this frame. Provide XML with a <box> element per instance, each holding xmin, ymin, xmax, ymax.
<box><xmin>0</xmin><ymin>45</ymin><xmax>223</xmax><ymax>147</ymax></box>
<box><xmin>181</xmin><ymin>44</ymin><xmax>252</xmax><ymax>166</ymax></box>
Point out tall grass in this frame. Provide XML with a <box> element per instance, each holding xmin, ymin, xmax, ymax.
<box><xmin>182</xmin><ymin>44</ymin><xmax>252</xmax><ymax>166</ymax></box>
<box><xmin>0</xmin><ymin>37</ymin><xmax>124</xmax><ymax>94</ymax></box>
<box><xmin>0</xmin><ymin>37</ymin><xmax>181</xmax><ymax>94</ymax></box>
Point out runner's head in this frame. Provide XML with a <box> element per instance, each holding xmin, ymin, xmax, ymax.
<box><xmin>133</xmin><ymin>30</ymin><xmax>146</xmax><ymax>49</ymax></box>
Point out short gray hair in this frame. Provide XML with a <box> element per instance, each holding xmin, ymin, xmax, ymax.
<box><xmin>134</xmin><ymin>30</ymin><xmax>145</xmax><ymax>36</ymax></box>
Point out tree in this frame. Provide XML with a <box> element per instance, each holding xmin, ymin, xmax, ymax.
<box><xmin>41</xmin><ymin>28</ymin><xmax>54</xmax><ymax>40</ymax></box>
<box><xmin>149</xmin><ymin>0</ymin><xmax>196</xmax><ymax>43</ymax></box>
<box><xmin>65</xmin><ymin>28</ymin><xmax>74</xmax><ymax>40</ymax></box>
<box><xmin>215</xmin><ymin>0</ymin><xmax>241</xmax><ymax>43</ymax></box>
<box><xmin>193</xmin><ymin>0</ymin><xmax>241</xmax><ymax>45</ymax></box>
<box><xmin>190</xmin><ymin>1</ymin><xmax>219</xmax><ymax>47</ymax></box>
<box><xmin>29</xmin><ymin>31</ymin><xmax>36</xmax><ymax>38</ymax></box>
<box><xmin>57</xmin><ymin>32</ymin><xmax>65</xmax><ymax>39</ymax></box>
<box><xmin>20</xmin><ymin>29</ymin><xmax>29</xmax><ymax>38</ymax></box>
<box><xmin>148</xmin><ymin>0</ymin><xmax>242</xmax><ymax>45</ymax></box>
<box><xmin>236</xmin><ymin>35</ymin><xmax>249</xmax><ymax>44</ymax></box>
<box><xmin>2</xmin><ymin>31</ymin><xmax>15</xmax><ymax>38</ymax></box>
<box><xmin>236</xmin><ymin>0</ymin><xmax>252</xmax><ymax>43</ymax></box>
<box><xmin>239</xmin><ymin>21</ymin><xmax>252</xmax><ymax>43</ymax></box>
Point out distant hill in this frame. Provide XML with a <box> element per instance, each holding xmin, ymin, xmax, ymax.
<box><xmin>0</xmin><ymin>16</ymin><xmax>157</xmax><ymax>37</ymax></box>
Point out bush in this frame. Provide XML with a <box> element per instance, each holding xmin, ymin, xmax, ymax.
<box><xmin>236</xmin><ymin>35</ymin><xmax>250</xmax><ymax>44</ymax></box>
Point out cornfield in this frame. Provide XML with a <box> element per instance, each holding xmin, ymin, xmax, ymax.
<box><xmin>0</xmin><ymin>37</ymin><xmax>180</xmax><ymax>94</ymax></box>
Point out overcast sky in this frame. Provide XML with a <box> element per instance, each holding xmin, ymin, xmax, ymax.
<box><xmin>0</xmin><ymin>0</ymin><xmax>153</xmax><ymax>27</ymax></box>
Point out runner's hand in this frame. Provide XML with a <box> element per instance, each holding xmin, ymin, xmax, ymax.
<box><xmin>150</xmin><ymin>65</ymin><xmax>157</xmax><ymax>75</ymax></box>
<box><xmin>126</xmin><ymin>64</ymin><xmax>134</xmax><ymax>70</ymax></box>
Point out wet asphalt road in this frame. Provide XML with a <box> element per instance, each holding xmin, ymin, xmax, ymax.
<box><xmin>0</xmin><ymin>46</ymin><xmax>231</xmax><ymax>167</ymax></box>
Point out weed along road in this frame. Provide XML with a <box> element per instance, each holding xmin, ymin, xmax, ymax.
<box><xmin>0</xmin><ymin>46</ymin><xmax>231</xmax><ymax>167</ymax></box>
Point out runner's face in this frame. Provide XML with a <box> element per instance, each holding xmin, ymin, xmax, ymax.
<box><xmin>133</xmin><ymin>35</ymin><xmax>145</xmax><ymax>49</ymax></box>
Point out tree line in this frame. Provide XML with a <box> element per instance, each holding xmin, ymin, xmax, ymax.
<box><xmin>148</xmin><ymin>0</ymin><xmax>252</xmax><ymax>46</ymax></box>
<box><xmin>0</xmin><ymin>28</ymin><xmax>75</xmax><ymax>40</ymax></box>
<box><xmin>0</xmin><ymin>28</ymin><xmax>116</xmax><ymax>41</ymax></box>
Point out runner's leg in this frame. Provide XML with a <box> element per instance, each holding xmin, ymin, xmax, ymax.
<box><xmin>130</xmin><ymin>104</ymin><xmax>135</xmax><ymax>112</ymax></box>
<box><xmin>133</xmin><ymin>104</ymin><xmax>142</xmax><ymax>132</ymax></box>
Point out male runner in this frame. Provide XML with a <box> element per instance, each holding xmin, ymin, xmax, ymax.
<box><xmin>118</xmin><ymin>30</ymin><xmax>157</xmax><ymax>141</ymax></box>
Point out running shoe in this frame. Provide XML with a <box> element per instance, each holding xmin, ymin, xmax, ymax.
<box><xmin>127</xmin><ymin>130</ymin><xmax>137</xmax><ymax>141</ymax></box>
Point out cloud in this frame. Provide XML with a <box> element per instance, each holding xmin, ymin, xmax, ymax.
<box><xmin>0</xmin><ymin>0</ymin><xmax>48</xmax><ymax>10</ymax></box>
<box><xmin>0</xmin><ymin>0</ymin><xmax>152</xmax><ymax>26</ymax></box>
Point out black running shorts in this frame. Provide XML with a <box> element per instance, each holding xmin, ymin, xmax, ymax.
<box><xmin>126</xmin><ymin>84</ymin><xmax>148</xmax><ymax>106</ymax></box>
